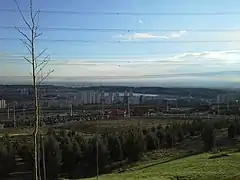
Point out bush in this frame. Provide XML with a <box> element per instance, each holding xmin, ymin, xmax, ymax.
<box><xmin>156</xmin><ymin>128</ymin><xmax>164</xmax><ymax>147</ymax></box>
<box><xmin>107</xmin><ymin>133</ymin><xmax>123</xmax><ymax>162</ymax></box>
<box><xmin>228</xmin><ymin>121</ymin><xmax>237</xmax><ymax>139</ymax></box>
<box><xmin>60</xmin><ymin>137</ymin><xmax>75</xmax><ymax>173</ymax></box>
<box><xmin>44</xmin><ymin>136</ymin><xmax>62</xmax><ymax>180</ymax></box>
<box><xmin>0</xmin><ymin>143</ymin><xmax>16</xmax><ymax>178</ymax></box>
<box><xmin>145</xmin><ymin>133</ymin><xmax>158</xmax><ymax>151</ymax></box>
<box><xmin>123</xmin><ymin>130</ymin><xmax>144</xmax><ymax>161</ymax></box>
<box><xmin>17</xmin><ymin>143</ymin><xmax>34</xmax><ymax>170</ymax></box>
<box><xmin>165</xmin><ymin>132</ymin><xmax>175</xmax><ymax>148</ymax></box>
<box><xmin>234</xmin><ymin>119</ymin><xmax>240</xmax><ymax>135</ymax></box>
<box><xmin>203</xmin><ymin>123</ymin><xmax>216</xmax><ymax>151</ymax></box>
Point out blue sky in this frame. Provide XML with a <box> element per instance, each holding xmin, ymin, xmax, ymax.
<box><xmin>1</xmin><ymin>0</ymin><xmax>240</xmax><ymax>86</ymax></box>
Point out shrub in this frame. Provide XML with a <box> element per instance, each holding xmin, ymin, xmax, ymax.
<box><xmin>228</xmin><ymin>121</ymin><xmax>237</xmax><ymax>139</ymax></box>
<box><xmin>165</xmin><ymin>132</ymin><xmax>175</xmax><ymax>148</ymax></box>
<box><xmin>123</xmin><ymin>130</ymin><xmax>144</xmax><ymax>161</ymax></box>
<box><xmin>156</xmin><ymin>128</ymin><xmax>164</xmax><ymax>147</ymax></box>
<box><xmin>17</xmin><ymin>143</ymin><xmax>34</xmax><ymax>170</ymax></box>
<box><xmin>44</xmin><ymin>136</ymin><xmax>62</xmax><ymax>180</ymax></box>
<box><xmin>203</xmin><ymin>123</ymin><xmax>216</xmax><ymax>151</ymax></box>
<box><xmin>0</xmin><ymin>143</ymin><xmax>16</xmax><ymax>178</ymax></box>
<box><xmin>145</xmin><ymin>133</ymin><xmax>158</xmax><ymax>151</ymax></box>
<box><xmin>107</xmin><ymin>133</ymin><xmax>123</xmax><ymax>162</ymax></box>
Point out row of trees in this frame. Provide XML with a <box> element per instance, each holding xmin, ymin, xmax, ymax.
<box><xmin>1</xmin><ymin>118</ymin><xmax>240</xmax><ymax>179</ymax></box>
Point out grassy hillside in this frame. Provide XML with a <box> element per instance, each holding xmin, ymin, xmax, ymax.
<box><xmin>84</xmin><ymin>151</ymin><xmax>240</xmax><ymax>180</ymax></box>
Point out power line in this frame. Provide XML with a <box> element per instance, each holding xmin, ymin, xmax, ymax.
<box><xmin>2</xmin><ymin>50</ymin><xmax>239</xmax><ymax>56</ymax></box>
<box><xmin>0</xmin><ymin>71</ymin><xmax>239</xmax><ymax>79</ymax></box>
<box><xmin>0</xmin><ymin>61</ymin><xmax>201</xmax><ymax>65</ymax></box>
<box><xmin>1</xmin><ymin>9</ymin><xmax>240</xmax><ymax>16</ymax></box>
<box><xmin>1</xmin><ymin>26</ymin><xmax>240</xmax><ymax>32</ymax></box>
<box><xmin>1</xmin><ymin>37</ymin><xmax>240</xmax><ymax>43</ymax></box>
<box><xmin>0</xmin><ymin>59</ymin><xmax>239</xmax><ymax>66</ymax></box>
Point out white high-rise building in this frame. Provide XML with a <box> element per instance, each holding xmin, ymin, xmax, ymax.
<box><xmin>114</xmin><ymin>91</ymin><xmax>120</xmax><ymax>103</ymax></box>
<box><xmin>0</xmin><ymin>99</ymin><xmax>6</xmax><ymax>109</ymax></box>
<box><xmin>95</xmin><ymin>91</ymin><xmax>101</xmax><ymax>104</ymax></box>
<box><xmin>106</xmin><ymin>92</ymin><xmax>113</xmax><ymax>104</ymax></box>
<box><xmin>91</xmin><ymin>91</ymin><xmax>96</xmax><ymax>104</ymax></box>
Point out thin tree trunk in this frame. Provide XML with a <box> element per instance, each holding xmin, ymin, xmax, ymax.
<box><xmin>32</xmin><ymin>34</ymin><xmax>39</xmax><ymax>180</ymax></box>
<box><xmin>42</xmin><ymin>135</ymin><xmax>46</xmax><ymax>180</ymax></box>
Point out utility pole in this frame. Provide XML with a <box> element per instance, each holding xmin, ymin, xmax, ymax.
<box><xmin>127</xmin><ymin>93</ymin><xmax>130</xmax><ymax>119</ymax></box>
<box><xmin>23</xmin><ymin>106</ymin><xmax>25</xmax><ymax>118</ymax></box>
<box><xmin>166</xmin><ymin>100</ymin><xmax>169</xmax><ymax>112</ymax></box>
<box><xmin>101</xmin><ymin>90</ymin><xmax>104</xmax><ymax>120</ymax></box>
<box><xmin>13</xmin><ymin>106</ymin><xmax>16</xmax><ymax>128</ymax></box>
<box><xmin>227</xmin><ymin>97</ymin><xmax>230</xmax><ymax>112</ymax></box>
<box><xmin>70</xmin><ymin>104</ymin><xmax>73</xmax><ymax>117</ymax></box>
<box><xmin>8</xmin><ymin>106</ymin><xmax>10</xmax><ymax>119</ymax></box>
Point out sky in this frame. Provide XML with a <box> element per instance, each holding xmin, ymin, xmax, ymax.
<box><xmin>1</xmin><ymin>0</ymin><xmax>240</xmax><ymax>87</ymax></box>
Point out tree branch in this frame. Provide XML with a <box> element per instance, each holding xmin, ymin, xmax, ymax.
<box><xmin>14</xmin><ymin>0</ymin><xmax>32</xmax><ymax>30</ymax></box>
<box><xmin>37</xmin><ymin>69</ymin><xmax>54</xmax><ymax>86</ymax></box>
<box><xmin>36</xmin><ymin>55</ymin><xmax>50</xmax><ymax>74</ymax></box>
<box><xmin>34</xmin><ymin>10</ymin><xmax>40</xmax><ymax>31</ymax></box>
<box><xmin>20</xmin><ymin>39</ymin><xmax>32</xmax><ymax>54</ymax></box>
<box><xmin>23</xmin><ymin>56</ymin><xmax>33</xmax><ymax>64</ymax></box>
<box><xmin>15</xmin><ymin>26</ymin><xmax>31</xmax><ymax>43</ymax></box>
<box><xmin>30</xmin><ymin>0</ymin><xmax>34</xmax><ymax>28</ymax></box>
<box><xmin>35</xmin><ymin>48</ymin><xmax>47</xmax><ymax>61</ymax></box>
<box><xmin>35</xmin><ymin>32</ymin><xmax>43</xmax><ymax>39</ymax></box>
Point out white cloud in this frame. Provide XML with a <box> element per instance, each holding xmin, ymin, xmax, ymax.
<box><xmin>138</xmin><ymin>20</ymin><xmax>143</xmax><ymax>24</ymax></box>
<box><xmin>2</xmin><ymin>50</ymin><xmax>240</xmax><ymax>82</ymax></box>
<box><xmin>170</xmin><ymin>30</ymin><xmax>187</xmax><ymax>38</ymax></box>
<box><xmin>128</xmin><ymin>33</ymin><xmax>169</xmax><ymax>40</ymax></box>
<box><xmin>115</xmin><ymin>30</ymin><xmax>187</xmax><ymax>41</ymax></box>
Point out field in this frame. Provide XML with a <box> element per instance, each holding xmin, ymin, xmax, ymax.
<box><xmin>56</xmin><ymin>118</ymin><xmax>189</xmax><ymax>134</ymax></box>
<box><xmin>83</xmin><ymin>151</ymin><xmax>240</xmax><ymax>180</ymax></box>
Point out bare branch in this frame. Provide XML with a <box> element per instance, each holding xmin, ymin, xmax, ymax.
<box><xmin>33</xmin><ymin>10</ymin><xmax>40</xmax><ymax>21</ymax></box>
<box><xmin>14</xmin><ymin>0</ymin><xmax>32</xmax><ymax>30</ymax></box>
<box><xmin>20</xmin><ymin>39</ymin><xmax>32</xmax><ymax>54</ymax></box>
<box><xmin>35</xmin><ymin>32</ymin><xmax>43</xmax><ymax>39</ymax></box>
<box><xmin>30</xmin><ymin>0</ymin><xmax>34</xmax><ymax>27</ymax></box>
<box><xmin>15</xmin><ymin>26</ymin><xmax>31</xmax><ymax>43</ymax></box>
<box><xmin>37</xmin><ymin>69</ymin><xmax>54</xmax><ymax>86</ymax></box>
<box><xmin>36</xmin><ymin>55</ymin><xmax>50</xmax><ymax>72</ymax></box>
<box><xmin>36</xmin><ymin>10</ymin><xmax>40</xmax><ymax>30</ymax></box>
<box><xmin>23</xmin><ymin>56</ymin><xmax>33</xmax><ymax>64</ymax></box>
<box><xmin>35</xmin><ymin>48</ymin><xmax>47</xmax><ymax>61</ymax></box>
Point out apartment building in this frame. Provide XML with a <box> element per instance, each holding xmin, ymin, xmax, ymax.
<box><xmin>0</xmin><ymin>99</ymin><xmax>6</xmax><ymax>109</ymax></box>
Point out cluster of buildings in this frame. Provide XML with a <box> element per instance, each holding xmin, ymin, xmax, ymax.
<box><xmin>216</xmin><ymin>94</ymin><xmax>239</xmax><ymax>104</ymax></box>
<box><xmin>0</xmin><ymin>99</ymin><xmax>6</xmax><ymax>109</ymax></box>
<box><xmin>72</xmin><ymin>90</ymin><xmax>141</xmax><ymax>105</ymax></box>
<box><xmin>45</xmin><ymin>90</ymin><xmax>152</xmax><ymax>107</ymax></box>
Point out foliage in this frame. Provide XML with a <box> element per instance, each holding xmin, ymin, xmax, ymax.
<box><xmin>0</xmin><ymin>142</ymin><xmax>16</xmax><ymax>178</ymax></box>
<box><xmin>203</xmin><ymin>123</ymin><xmax>216</xmax><ymax>151</ymax></box>
<box><xmin>228</xmin><ymin>121</ymin><xmax>237</xmax><ymax>139</ymax></box>
<box><xmin>3</xmin><ymin>116</ymin><xmax>239</xmax><ymax>179</ymax></box>
<box><xmin>43</xmin><ymin>136</ymin><xmax>62</xmax><ymax>180</ymax></box>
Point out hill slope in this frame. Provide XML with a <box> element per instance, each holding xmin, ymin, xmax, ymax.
<box><xmin>84</xmin><ymin>152</ymin><xmax>240</xmax><ymax>180</ymax></box>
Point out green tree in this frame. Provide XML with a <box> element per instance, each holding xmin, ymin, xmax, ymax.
<box><xmin>228</xmin><ymin>121</ymin><xmax>237</xmax><ymax>139</ymax></box>
<box><xmin>203</xmin><ymin>123</ymin><xmax>216</xmax><ymax>151</ymax></box>
<box><xmin>0</xmin><ymin>143</ymin><xmax>16</xmax><ymax>178</ymax></box>
<box><xmin>44</xmin><ymin>136</ymin><xmax>62</xmax><ymax>180</ymax></box>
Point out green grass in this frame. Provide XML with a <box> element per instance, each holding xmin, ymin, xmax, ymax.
<box><xmin>83</xmin><ymin>151</ymin><xmax>240</xmax><ymax>180</ymax></box>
